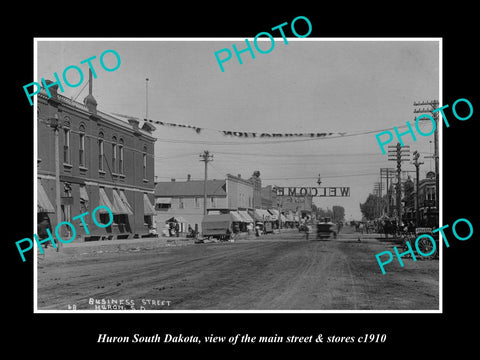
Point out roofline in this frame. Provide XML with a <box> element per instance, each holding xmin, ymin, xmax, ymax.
<box><xmin>38</xmin><ymin>90</ymin><xmax>156</xmax><ymax>142</ymax></box>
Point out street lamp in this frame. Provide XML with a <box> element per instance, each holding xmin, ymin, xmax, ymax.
<box><xmin>412</xmin><ymin>150</ymin><xmax>424</xmax><ymax>227</ymax></box>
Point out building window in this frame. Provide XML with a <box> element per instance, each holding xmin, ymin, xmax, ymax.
<box><xmin>143</xmin><ymin>146</ymin><xmax>147</xmax><ymax>179</ymax></box>
<box><xmin>118</xmin><ymin>139</ymin><xmax>124</xmax><ymax>174</ymax></box>
<box><xmin>210</xmin><ymin>197</ymin><xmax>215</xmax><ymax>208</ymax></box>
<box><xmin>194</xmin><ymin>197</ymin><xmax>200</xmax><ymax>208</ymax></box>
<box><xmin>179</xmin><ymin>198</ymin><xmax>184</xmax><ymax>209</ymax></box>
<box><xmin>98</xmin><ymin>132</ymin><xmax>104</xmax><ymax>172</ymax></box>
<box><xmin>99</xmin><ymin>213</ymin><xmax>111</xmax><ymax>225</ymax></box>
<box><xmin>112</xmin><ymin>136</ymin><xmax>117</xmax><ymax>173</ymax></box>
<box><xmin>63</xmin><ymin>127</ymin><xmax>71</xmax><ymax>164</ymax></box>
<box><xmin>79</xmin><ymin>125</ymin><xmax>85</xmax><ymax>167</ymax></box>
<box><xmin>156</xmin><ymin>203</ymin><xmax>171</xmax><ymax>210</ymax></box>
<box><xmin>426</xmin><ymin>186</ymin><xmax>436</xmax><ymax>201</ymax></box>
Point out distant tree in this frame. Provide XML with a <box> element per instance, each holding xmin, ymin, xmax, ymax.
<box><xmin>360</xmin><ymin>194</ymin><xmax>382</xmax><ymax>220</ymax></box>
<box><xmin>316</xmin><ymin>207</ymin><xmax>333</xmax><ymax>219</ymax></box>
<box><xmin>332</xmin><ymin>206</ymin><xmax>345</xmax><ymax>223</ymax></box>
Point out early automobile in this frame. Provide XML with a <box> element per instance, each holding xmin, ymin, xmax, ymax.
<box><xmin>316</xmin><ymin>217</ymin><xmax>338</xmax><ymax>240</ymax></box>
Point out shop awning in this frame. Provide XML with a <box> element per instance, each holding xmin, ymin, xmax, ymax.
<box><xmin>112</xmin><ymin>189</ymin><xmax>133</xmax><ymax>215</ymax></box>
<box><xmin>268</xmin><ymin>209</ymin><xmax>279</xmax><ymax>221</ymax></box>
<box><xmin>98</xmin><ymin>187</ymin><xmax>120</xmax><ymax>215</ymax></box>
<box><xmin>230</xmin><ymin>211</ymin><xmax>244</xmax><ymax>222</ymax></box>
<box><xmin>252</xmin><ymin>209</ymin><xmax>273</xmax><ymax>221</ymax></box>
<box><xmin>238</xmin><ymin>210</ymin><xmax>254</xmax><ymax>223</ymax></box>
<box><xmin>37</xmin><ymin>179</ymin><xmax>55</xmax><ymax>213</ymax></box>
<box><xmin>79</xmin><ymin>185</ymin><xmax>89</xmax><ymax>202</ymax></box>
<box><xmin>119</xmin><ymin>190</ymin><xmax>133</xmax><ymax>214</ymax></box>
<box><xmin>156</xmin><ymin>197</ymin><xmax>172</xmax><ymax>204</ymax></box>
<box><xmin>143</xmin><ymin>193</ymin><xmax>156</xmax><ymax>216</ymax></box>
<box><xmin>166</xmin><ymin>216</ymin><xmax>187</xmax><ymax>223</ymax></box>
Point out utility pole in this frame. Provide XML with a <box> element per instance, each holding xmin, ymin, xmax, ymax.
<box><xmin>412</xmin><ymin>150</ymin><xmax>424</xmax><ymax>227</ymax></box>
<box><xmin>380</xmin><ymin>168</ymin><xmax>395</xmax><ymax>216</ymax></box>
<box><xmin>388</xmin><ymin>143</ymin><xmax>410</xmax><ymax>226</ymax></box>
<box><xmin>199</xmin><ymin>150</ymin><xmax>213</xmax><ymax>215</ymax></box>
<box><xmin>413</xmin><ymin>100</ymin><xmax>439</xmax><ymax>212</ymax></box>
<box><xmin>373</xmin><ymin>182</ymin><xmax>383</xmax><ymax>218</ymax></box>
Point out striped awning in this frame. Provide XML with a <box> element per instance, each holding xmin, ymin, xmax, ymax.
<box><xmin>143</xmin><ymin>193</ymin><xmax>156</xmax><ymax>216</ymax></box>
<box><xmin>37</xmin><ymin>179</ymin><xmax>55</xmax><ymax>213</ymax></box>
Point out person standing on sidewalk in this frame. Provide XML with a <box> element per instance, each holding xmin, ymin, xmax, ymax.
<box><xmin>305</xmin><ymin>224</ymin><xmax>311</xmax><ymax>240</ymax></box>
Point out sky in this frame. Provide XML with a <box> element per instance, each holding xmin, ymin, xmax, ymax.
<box><xmin>36</xmin><ymin>38</ymin><xmax>440</xmax><ymax>221</ymax></box>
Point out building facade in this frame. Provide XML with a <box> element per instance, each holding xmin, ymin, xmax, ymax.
<box><xmin>37</xmin><ymin>82</ymin><xmax>157</xmax><ymax>241</ymax></box>
<box><xmin>154</xmin><ymin>178</ymin><xmax>228</xmax><ymax>233</ymax></box>
<box><xmin>401</xmin><ymin>172</ymin><xmax>437</xmax><ymax>227</ymax></box>
<box><xmin>155</xmin><ymin>174</ymin><xmax>256</xmax><ymax>233</ymax></box>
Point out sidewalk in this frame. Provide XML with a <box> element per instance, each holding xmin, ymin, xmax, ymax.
<box><xmin>37</xmin><ymin>228</ymin><xmax>298</xmax><ymax>259</ymax></box>
<box><xmin>39</xmin><ymin>235</ymin><xmax>195</xmax><ymax>258</ymax></box>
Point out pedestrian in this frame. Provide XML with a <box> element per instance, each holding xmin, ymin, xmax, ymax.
<box><xmin>305</xmin><ymin>224</ymin><xmax>311</xmax><ymax>240</ymax></box>
<box><xmin>255</xmin><ymin>223</ymin><xmax>261</xmax><ymax>237</ymax></box>
<box><xmin>175</xmin><ymin>222</ymin><xmax>180</xmax><ymax>237</ymax></box>
<box><xmin>37</xmin><ymin>214</ymin><xmax>52</xmax><ymax>248</ymax></box>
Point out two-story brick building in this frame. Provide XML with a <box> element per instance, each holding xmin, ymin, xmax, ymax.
<box><xmin>37</xmin><ymin>80</ymin><xmax>157</xmax><ymax>241</ymax></box>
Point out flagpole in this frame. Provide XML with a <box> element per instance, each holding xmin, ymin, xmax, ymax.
<box><xmin>145</xmin><ymin>78</ymin><xmax>149</xmax><ymax>119</ymax></box>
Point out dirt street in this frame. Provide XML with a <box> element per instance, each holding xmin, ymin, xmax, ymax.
<box><xmin>37</xmin><ymin>228</ymin><xmax>439</xmax><ymax>311</ymax></box>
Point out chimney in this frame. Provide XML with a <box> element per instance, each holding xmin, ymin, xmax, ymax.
<box><xmin>128</xmin><ymin>118</ymin><xmax>140</xmax><ymax>129</ymax></box>
<box><xmin>238</xmin><ymin>174</ymin><xmax>241</xmax><ymax>178</ymax></box>
<box><xmin>83</xmin><ymin>69</ymin><xmax>98</xmax><ymax>114</ymax></box>
<box><xmin>187</xmin><ymin>174</ymin><xmax>191</xmax><ymax>181</ymax></box>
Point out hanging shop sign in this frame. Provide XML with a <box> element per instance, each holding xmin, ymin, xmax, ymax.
<box><xmin>275</xmin><ymin>187</ymin><xmax>350</xmax><ymax>197</ymax></box>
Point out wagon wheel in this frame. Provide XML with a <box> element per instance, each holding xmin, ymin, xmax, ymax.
<box><xmin>417</xmin><ymin>238</ymin><xmax>437</xmax><ymax>259</ymax></box>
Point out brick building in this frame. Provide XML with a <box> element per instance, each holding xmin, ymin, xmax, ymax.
<box><xmin>37</xmin><ymin>80</ymin><xmax>157</xmax><ymax>241</ymax></box>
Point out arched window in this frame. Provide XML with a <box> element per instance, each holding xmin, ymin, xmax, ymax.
<box><xmin>143</xmin><ymin>145</ymin><xmax>147</xmax><ymax>179</ymax></box>
<box><xmin>112</xmin><ymin>136</ymin><xmax>117</xmax><ymax>173</ymax></box>
<box><xmin>79</xmin><ymin>124</ymin><xmax>86</xmax><ymax>167</ymax></box>
<box><xmin>118</xmin><ymin>138</ymin><xmax>124</xmax><ymax>174</ymax></box>
<box><xmin>98</xmin><ymin>132</ymin><xmax>104</xmax><ymax>171</ymax></box>
<box><xmin>63</xmin><ymin>121</ymin><xmax>71</xmax><ymax>164</ymax></box>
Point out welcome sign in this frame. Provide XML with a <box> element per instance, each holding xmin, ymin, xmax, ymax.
<box><xmin>275</xmin><ymin>187</ymin><xmax>350</xmax><ymax>197</ymax></box>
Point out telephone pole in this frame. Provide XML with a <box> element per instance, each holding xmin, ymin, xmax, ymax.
<box><xmin>199</xmin><ymin>150</ymin><xmax>213</xmax><ymax>215</ymax></box>
<box><xmin>388</xmin><ymin>143</ymin><xmax>410</xmax><ymax>226</ymax></box>
<box><xmin>413</xmin><ymin>99</ymin><xmax>439</xmax><ymax>212</ymax></box>
<box><xmin>412</xmin><ymin>150</ymin><xmax>424</xmax><ymax>227</ymax></box>
<box><xmin>380</xmin><ymin>168</ymin><xmax>395</xmax><ymax>216</ymax></box>
<box><xmin>373</xmin><ymin>182</ymin><xmax>384</xmax><ymax>217</ymax></box>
